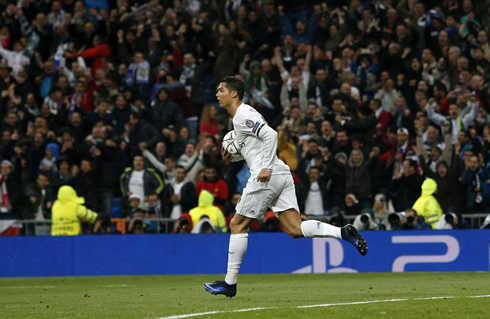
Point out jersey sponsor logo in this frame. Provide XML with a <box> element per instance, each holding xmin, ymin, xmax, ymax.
<box><xmin>252</xmin><ymin>122</ymin><xmax>260</xmax><ymax>133</ymax></box>
<box><xmin>246</xmin><ymin>120</ymin><xmax>254</xmax><ymax>128</ymax></box>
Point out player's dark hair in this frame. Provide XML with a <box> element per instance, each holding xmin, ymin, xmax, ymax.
<box><xmin>221</xmin><ymin>76</ymin><xmax>244</xmax><ymax>100</ymax></box>
<box><xmin>175</xmin><ymin>165</ymin><xmax>186</xmax><ymax>171</ymax></box>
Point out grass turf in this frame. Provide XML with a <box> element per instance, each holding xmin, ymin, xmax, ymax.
<box><xmin>1</xmin><ymin>272</ymin><xmax>489</xmax><ymax>318</ymax></box>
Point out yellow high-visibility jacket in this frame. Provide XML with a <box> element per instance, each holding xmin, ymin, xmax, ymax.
<box><xmin>412</xmin><ymin>178</ymin><xmax>442</xmax><ymax>228</ymax></box>
<box><xmin>51</xmin><ymin>186</ymin><xmax>98</xmax><ymax>236</ymax></box>
<box><xmin>189</xmin><ymin>190</ymin><xmax>227</xmax><ymax>233</ymax></box>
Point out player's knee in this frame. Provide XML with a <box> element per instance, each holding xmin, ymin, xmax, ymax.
<box><xmin>286</xmin><ymin>227</ymin><xmax>304</xmax><ymax>239</ymax></box>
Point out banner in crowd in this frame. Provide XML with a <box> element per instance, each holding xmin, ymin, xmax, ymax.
<box><xmin>1</xmin><ymin>230</ymin><xmax>489</xmax><ymax>277</ymax></box>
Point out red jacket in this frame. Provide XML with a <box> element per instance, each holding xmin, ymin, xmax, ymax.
<box><xmin>196</xmin><ymin>179</ymin><xmax>229</xmax><ymax>212</ymax></box>
<box><xmin>377</xmin><ymin>109</ymin><xmax>391</xmax><ymax>133</ymax></box>
<box><xmin>73</xmin><ymin>44</ymin><xmax>111</xmax><ymax>77</ymax></box>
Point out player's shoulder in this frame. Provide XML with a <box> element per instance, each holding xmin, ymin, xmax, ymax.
<box><xmin>235</xmin><ymin>104</ymin><xmax>263</xmax><ymax>122</ymax></box>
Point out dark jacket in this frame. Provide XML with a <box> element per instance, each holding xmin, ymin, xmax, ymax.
<box><xmin>390</xmin><ymin>172</ymin><xmax>425</xmax><ymax>212</ymax></box>
<box><xmin>151</xmin><ymin>100</ymin><xmax>184</xmax><ymax>132</ymax></box>
<box><xmin>346</xmin><ymin>152</ymin><xmax>377</xmax><ymax>200</ymax></box>
<box><xmin>129</xmin><ymin>120</ymin><xmax>161</xmax><ymax>157</ymax></box>
<box><xmin>22</xmin><ymin>183</ymin><xmax>55</xmax><ymax>219</ymax></box>
<box><xmin>162</xmin><ymin>181</ymin><xmax>197</xmax><ymax>217</ymax></box>
<box><xmin>120</xmin><ymin>168</ymin><xmax>164</xmax><ymax>196</ymax></box>
<box><xmin>72</xmin><ymin>157</ymin><xmax>103</xmax><ymax>211</ymax></box>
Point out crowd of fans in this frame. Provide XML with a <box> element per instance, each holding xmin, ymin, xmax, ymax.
<box><xmin>1</xmin><ymin>0</ymin><xmax>490</xmax><ymax>234</ymax></box>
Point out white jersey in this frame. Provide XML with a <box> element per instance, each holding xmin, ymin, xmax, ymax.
<box><xmin>233</xmin><ymin>103</ymin><xmax>290</xmax><ymax>177</ymax></box>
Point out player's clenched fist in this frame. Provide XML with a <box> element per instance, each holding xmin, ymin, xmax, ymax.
<box><xmin>257</xmin><ymin>169</ymin><xmax>271</xmax><ymax>182</ymax></box>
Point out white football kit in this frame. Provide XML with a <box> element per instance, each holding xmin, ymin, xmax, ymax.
<box><xmin>233</xmin><ymin>103</ymin><xmax>299</xmax><ymax>218</ymax></box>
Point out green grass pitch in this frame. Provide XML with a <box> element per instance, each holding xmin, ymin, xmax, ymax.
<box><xmin>1</xmin><ymin>272</ymin><xmax>489</xmax><ymax>318</ymax></box>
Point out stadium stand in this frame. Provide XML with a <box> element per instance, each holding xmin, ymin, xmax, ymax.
<box><xmin>0</xmin><ymin>0</ymin><xmax>490</xmax><ymax>234</ymax></box>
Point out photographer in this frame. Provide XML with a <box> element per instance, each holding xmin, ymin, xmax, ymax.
<box><xmin>353</xmin><ymin>212</ymin><xmax>379</xmax><ymax>231</ymax></box>
<box><xmin>435</xmin><ymin>212</ymin><xmax>462</xmax><ymax>230</ymax></box>
<box><xmin>387</xmin><ymin>208</ymin><xmax>431</xmax><ymax>230</ymax></box>
<box><xmin>172</xmin><ymin>213</ymin><xmax>193</xmax><ymax>234</ymax></box>
<box><xmin>127</xmin><ymin>210</ymin><xmax>148</xmax><ymax>234</ymax></box>
<box><xmin>93</xmin><ymin>213</ymin><xmax>119</xmax><ymax>234</ymax></box>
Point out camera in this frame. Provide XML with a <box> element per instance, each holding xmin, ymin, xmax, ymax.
<box><xmin>133</xmin><ymin>219</ymin><xmax>143</xmax><ymax>229</ymax></box>
<box><xmin>360</xmin><ymin>214</ymin><xmax>370</xmax><ymax>224</ymax></box>
<box><xmin>406</xmin><ymin>215</ymin><xmax>415</xmax><ymax>225</ymax></box>
<box><xmin>388</xmin><ymin>212</ymin><xmax>405</xmax><ymax>225</ymax></box>
<box><xmin>178</xmin><ymin>218</ymin><xmax>190</xmax><ymax>231</ymax></box>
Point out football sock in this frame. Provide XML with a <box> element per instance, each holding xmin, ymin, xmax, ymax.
<box><xmin>224</xmin><ymin>233</ymin><xmax>248</xmax><ymax>285</ymax></box>
<box><xmin>300</xmin><ymin>220</ymin><xmax>342</xmax><ymax>239</ymax></box>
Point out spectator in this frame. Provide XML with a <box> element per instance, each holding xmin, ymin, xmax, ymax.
<box><xmin>177</xmin><ymin>52</ymin><xmax>210</xmax><ymax>114</ymax></box>
<box><xmin>415</xmin><ymin>122</ymin><xmax>453</xmax><ymax>173</ymax></box>
<box><xmin>39</xmin><ymin>143</ymin><xmax>60</xmax><ymax>175</ymax></box>
<box><xmin>22</xmin><ymin>173</ymin><xmax>54</xmax><ymax>221</ymax></box>
<box><xmin>151</xmin><ymin>88</ymin><xmax>184</xmax><ymax>133</ymax></box>
<box><xmin>199</xmin><ymin>105</ymin><xmax>219</xmax><ymax>139</ymax></box>
<box><xmin>177</xmin><ymin>142</ymin><xmax>204</xmax><ymax>186</ymax></box>
<box><xmin>189</xmin><ymin>190</ymin><xmax>227</xmax><ymax>233</ymax></box>
<box><xmin>374</xmin><ymin>77</ymin><xmax>401</xmax><ymax>112</ymax></box>
<box><xmin>345</xmin><ymin>147</ymin><xmax>378</xmax><ymax>208</ymax></box>
<box><xmin>162</xmin><ymin>125</ymin><xmax>186</xmax><ymax>158</ymax></box>
<box><xmin>72</xmin><ymin>152</ymin><xmax>102</xmax><ymax>212</ymax></box>
<box><xmin>427</xmin><ymin>95</ymin><xmax>479</xmax><ymax>145</ymax></box>
<box><xmin>119</xmin><ymin>155</ymin><xmax>164</xmax><ymax>209</ymax></box>
<box><xmin>297</xmin><ymin>166</ymin><xmax>328</xmax><ymax>216</ymax></box>
<box><xmin>128</xmin><ymin>112</ymin><xmax>160</xmax><ymax>158</ymax></box>
<box><xmin>391</xmin><ymin>159</ymin><xmax>424</xmax><ymax>212</ymax></box>
<box><xmin>412</xmin><ymin>178</ymin><xmax>443</xmax><ymax>228</ymax></box>
<box><xmin>51</xmin><ymin>185</ymin><xmax>98</xmax><ymax>235</ymax></box>
<box><xmin>462</xmin><ymin>154</ymin><xmax>490</xmax><ymax>213</ymax></box>
<box><xmin>196</xmin><ymin>165</ymin><xmax>228</xmax><ymax>213</ymax></box>
<box><xmin>162</xmin><ymin>165</ymin><xmax>197</xmax><ymax>219</ymax></box>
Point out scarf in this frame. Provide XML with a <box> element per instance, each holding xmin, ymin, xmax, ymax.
<box><xmin>179</xmin><ymin>64</ymin><xmax>195</xmax><ymax>84</ymax></box>
<box><xmin>0</xmin><ymin>175</ymin><xmax>8</xmax><ymax>213</ymax></box>
<box><xmin>126</xmin><ymin>61</ymin><xmax>150</xmax><ymax>86</ymax></box>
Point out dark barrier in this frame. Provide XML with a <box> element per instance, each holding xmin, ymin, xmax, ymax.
<box><xmin>1</xmin><ymin>230</ymin><xmax>489</xmax><ymax>277</ymax></box>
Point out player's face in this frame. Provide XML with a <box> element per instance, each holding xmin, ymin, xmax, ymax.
<box><xmin>216</xmin><ymin>83</ymin><xmax>233</xmax><ymax>110</ymax></box>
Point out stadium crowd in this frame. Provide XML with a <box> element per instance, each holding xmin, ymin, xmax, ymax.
<box><xmin>1</xmin><ymin>0</ymin><xmax>490</xmax><ymax>234</ymax></box>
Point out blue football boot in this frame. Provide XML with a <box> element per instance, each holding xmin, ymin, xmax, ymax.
<box><xmin>341</xmin><ymin>224</ymin><xmax>368</xmax><ymax>256</ymax></box>
<box><xmin>203</xmin><ymin>280</ymin><xmax>237</xmax><ymax>298</ymax></box>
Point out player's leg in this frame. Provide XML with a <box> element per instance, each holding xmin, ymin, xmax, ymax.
<box><xmin>273</xmin><ymin>175</ymin><xmax>368</xmax><ymax>256</ymax></box>
<box><xmin>278</xmin><ymin>209</ymin><xmax>341</xmax><ymax>239</ymax></box>
<box><xmin>277</xmin><ymin>208</ymin><xmax>368</xmax><ymax>255</ymax></box>
<box><xmin>204</xmin><ymin>179</ymin><xmax>268</xmax><ymax>297</ymax></box>
<box><xmin>225</xmin><ymin>213</ymin><xmax>256</xmax><ymax>284</ymax></box>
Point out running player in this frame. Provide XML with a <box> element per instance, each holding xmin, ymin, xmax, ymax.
<box><xmin>204</xmin><ymin>76</ymin><xmax>367</xmax><ymax>298</ymax></box>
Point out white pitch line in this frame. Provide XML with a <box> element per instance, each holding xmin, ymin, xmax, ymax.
<box><xmin>297</xmin><ymin>298</ymin><xmax>408</xmax><ymax>309</ymax></box>
<box><xmin>157</xmin><ymin>295</ymin><xmax>490</xmax><ymax>319</ymax></box>
<box><xmin>158</xmin><ymin>311</ymin><xmax>224</xmax><ymax>319</ymax></box>
<box><xmin>2</xmin><ymin>286</ymin><xmax>57</xmax><ymax>289</ymax></box>
<box><xmin>414</xmin><ymin>296</ymin><xmax>455</xmax><ymax>300</ymax></box>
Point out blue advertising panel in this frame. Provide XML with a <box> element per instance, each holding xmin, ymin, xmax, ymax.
<box><xmin>0</xmin><ymin>230</ymin><xmax>489</xmax><ymax>277</ymax></box>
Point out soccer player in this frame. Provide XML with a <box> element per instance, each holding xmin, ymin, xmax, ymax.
<box><xmin>203</xmin><ymin>77</ymin><xmax>367</xmax><ymax>298</ymax></box>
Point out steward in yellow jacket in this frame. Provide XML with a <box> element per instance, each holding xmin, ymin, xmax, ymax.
<box><xmin>51</xmin><ymin>186</ymin><xmax>98</xmax><ymax>236</ymax></box>
<box><xmin>412</xmin><ymin>178</ymin><xmax>442</xmax><ymax>228</ymax></box>
<box><xmin>189</xmin><ymin>190</ymin><xmax>227</xmax><ymax>232</ymax></box>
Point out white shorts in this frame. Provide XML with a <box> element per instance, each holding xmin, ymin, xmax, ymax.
<box><xmin>236</xmin><ymin>173</ymin><xmax>300</xmax><ymax>219</ymax></box>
